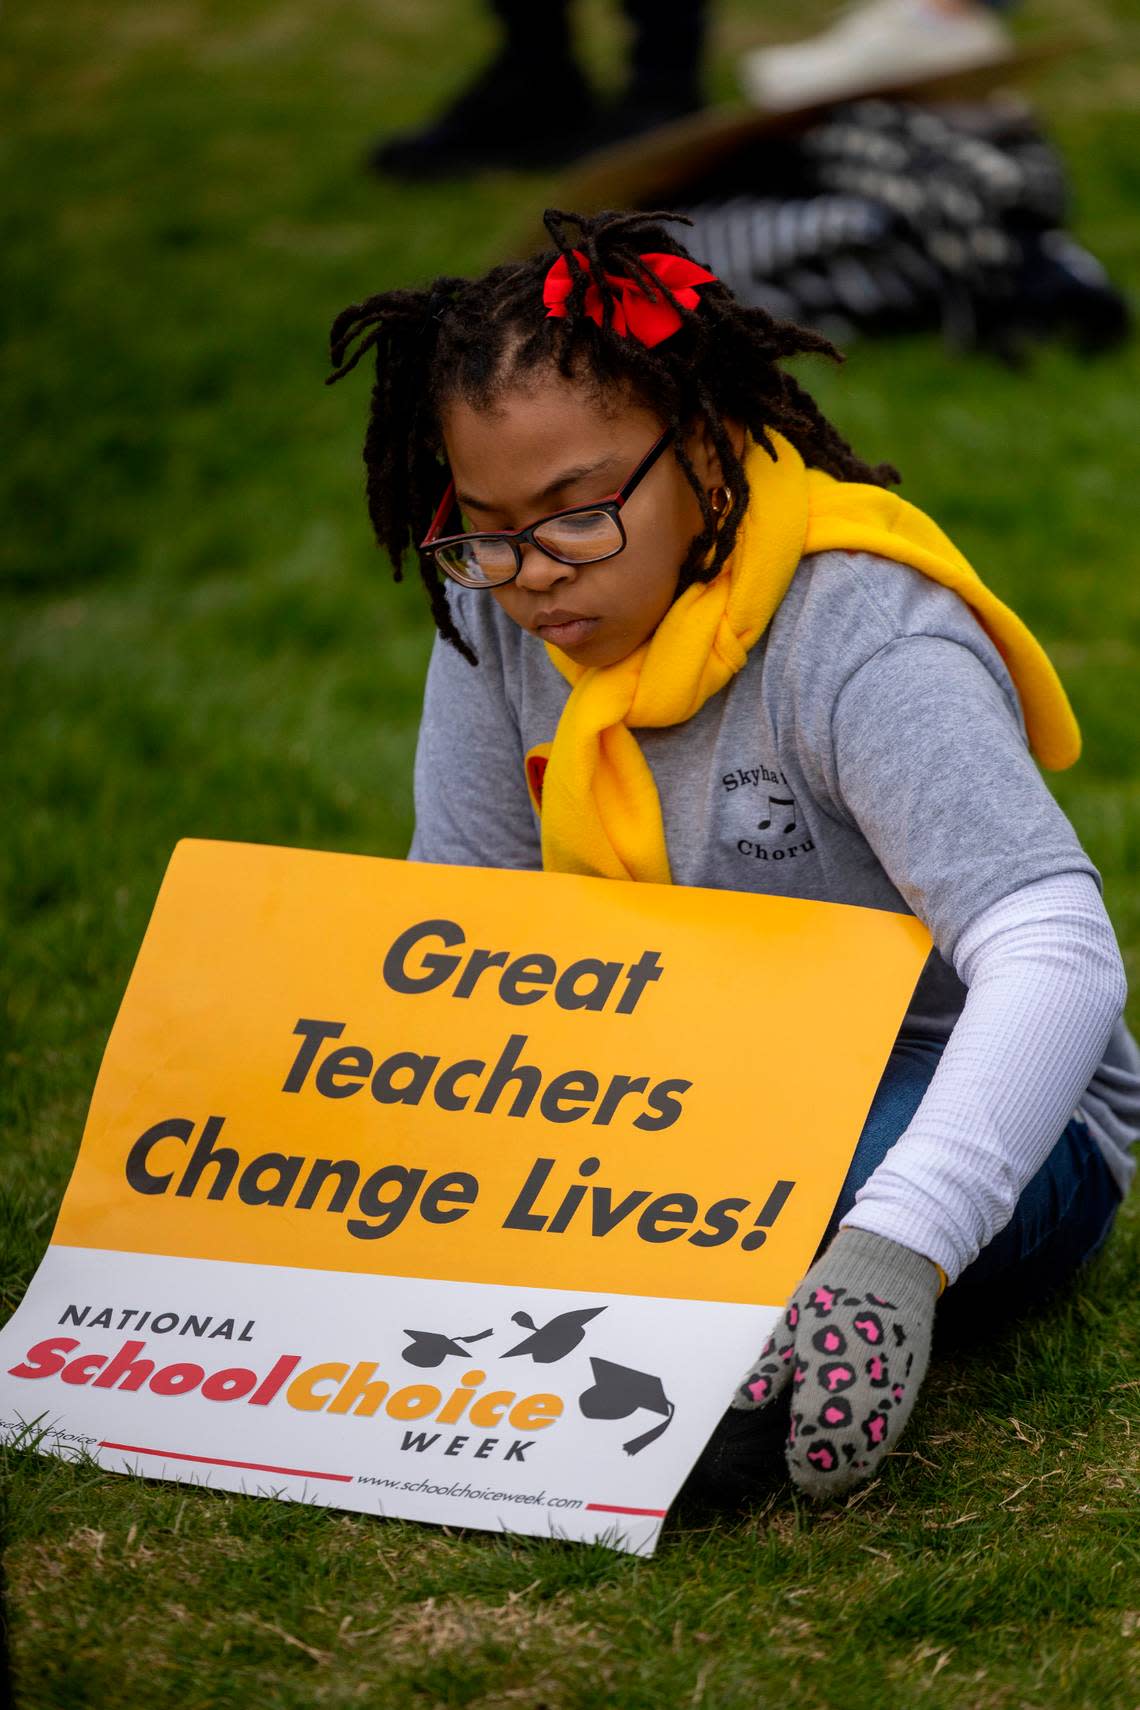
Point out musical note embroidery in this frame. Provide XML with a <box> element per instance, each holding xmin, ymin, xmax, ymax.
<box><xmin>757</xmin><ymin>794</ymin><xmax>797</xmax><ymax>836</ymax></box>
<box><xmin>723</xmin><ymin>759</ymin><xmax>815</xmax><ymax>863</ymax></box>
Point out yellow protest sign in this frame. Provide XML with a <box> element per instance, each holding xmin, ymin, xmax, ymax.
<box><xmin>1</xmin><ymin>839</ymin><xmax>930</xmax><ymax>1553</ymax></box>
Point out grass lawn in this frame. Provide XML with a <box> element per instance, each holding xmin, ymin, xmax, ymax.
<box><xmin>2</xmin><ymin>0</ymin><xmax>1138</xmax><ymax>1704</ymax></box>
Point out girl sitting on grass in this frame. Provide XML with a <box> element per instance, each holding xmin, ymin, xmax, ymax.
<box><xmin>327</xmin><ymin>208</ymin><xmax>1138</xmax><ymax>1500</ymax></box>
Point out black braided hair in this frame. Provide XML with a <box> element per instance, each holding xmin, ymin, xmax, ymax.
<box><xmin>327</xmin><ymin>208</ymin><xmax>899</xmax><ymax>663</ymax></box>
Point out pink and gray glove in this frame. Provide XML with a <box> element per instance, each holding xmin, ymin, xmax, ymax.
<box><xmin>733</xmin><ymin>1227</ymin><xmax>941</xmax><ymax>1498</ymax></box>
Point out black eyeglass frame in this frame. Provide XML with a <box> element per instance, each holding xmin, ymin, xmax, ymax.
<box><xmin>419</xmin><ymin>427</ymin><xmax>675</xmax><ymax>589</ymax></box>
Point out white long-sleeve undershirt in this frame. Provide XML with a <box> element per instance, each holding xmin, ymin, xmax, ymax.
<box><xmin>840</xmin><ymin>871</ymin><xmax>1127</xmax><ymax>1283</ymax></box>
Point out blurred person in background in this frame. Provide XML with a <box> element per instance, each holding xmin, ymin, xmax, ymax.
<box><xmin>370</xmin><ymin>0</ymin><xmax>708</xmax><ymax>178</ymax></box>
<box><xmin>371</xmin><ymin>0</ymin><xmax>1020</xmax><ymax>180</ymax></box>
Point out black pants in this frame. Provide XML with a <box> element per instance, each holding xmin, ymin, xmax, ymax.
<box><xmin>492</xmin><ymin>0</ymin><xmax>707</xmax><ymax>106</ymax></box>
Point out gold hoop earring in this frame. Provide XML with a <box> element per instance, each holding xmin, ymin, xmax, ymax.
<box><xmin>709</xmin><ymin>485</ymin><xmax>734</xmax><ymax>520</ymax></box>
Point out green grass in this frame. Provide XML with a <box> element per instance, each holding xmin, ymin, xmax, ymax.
<box><xmin>2</xmin><ymin>0</ymin><xmax>1139</xmax><ymax>1705</ymax></box>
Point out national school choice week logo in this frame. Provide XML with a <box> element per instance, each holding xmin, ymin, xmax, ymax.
<box><xmin>8</xmin><ymin>1301</ymin><xmax>675</xmax><ymax>1463</ymax></box>
<box><xmin>117</xmin><ymin>915</ymin><xmax>798</xmax><ymax>1256</ymax></box>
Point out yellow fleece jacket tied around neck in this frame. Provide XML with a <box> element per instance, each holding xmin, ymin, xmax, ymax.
<box><xmin>536</xmin><ymin>432</ymin><xmax>1080</xmax><ymax>885</ymax></box>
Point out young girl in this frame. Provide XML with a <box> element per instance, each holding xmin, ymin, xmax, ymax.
<box><xmin>328</xmin><ymin>208</ymin><xmax>1138</xmax><ymax>1501</ymax></box>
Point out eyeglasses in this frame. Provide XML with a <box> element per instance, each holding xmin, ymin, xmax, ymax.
<box><xmin>419</xmin><ymin>428</ymin><xmax>674</xmax><ymax>589</ymax></box>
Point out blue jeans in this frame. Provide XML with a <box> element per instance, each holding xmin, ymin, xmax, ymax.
<box><xmin>824</xmin><ymin>1037</ymin><xmax>1123</xmax><ymax>1342</ymax></box>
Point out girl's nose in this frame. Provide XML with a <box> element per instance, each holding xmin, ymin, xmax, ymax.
<box><xmin>515</xmin><ymin>541</ymin><xmax>576</xmax><ymax>593</ymax></box>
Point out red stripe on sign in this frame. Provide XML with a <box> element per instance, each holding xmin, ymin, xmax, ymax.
<box><xmin>99</xmin><ymin>1441</ymin><xmax>353</xmax><ymax>1483</ymax></box>
<box><xmin>586</xmin><ymin>1502</ymin><xmax>668</xmax><ymax>1517</ymax></box>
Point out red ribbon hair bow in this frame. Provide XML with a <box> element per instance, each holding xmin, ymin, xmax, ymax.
<box><xmin>542</xmin><ymin>249</ymin><xmax>718</xmax><ymax>347</ymax></box>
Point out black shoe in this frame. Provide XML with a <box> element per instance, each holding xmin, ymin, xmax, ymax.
<box><xmin>368</xmin><ymin>51</ymin><xmax>599</xmax><ymax>180</ymax></box>
<box><xmin>678</xmin><ymin>1398</ymin><xmax>790</xmax><ymax>1510</ymax></box>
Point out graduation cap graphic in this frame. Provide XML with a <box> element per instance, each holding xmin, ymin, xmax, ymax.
<box><xmin>400</xmin><ymin>1327</ymin><xmax>494</xmax><ymax>1368</ymax></box>
<box><xmin>578</xmin><ymin>1358</ymin><xmax>676</xmax><ymax>1455</ymax></box>
<box><xmin>502</xmin><ymin>1307</ymin><xmax>606</xmax><ymax>1364</ymax></box>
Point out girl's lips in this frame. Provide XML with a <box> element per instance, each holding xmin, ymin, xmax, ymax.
<box><xmin>535</xmin><ymin>615</ymin><xmax>601</xmax><ymax>648</ymax></box>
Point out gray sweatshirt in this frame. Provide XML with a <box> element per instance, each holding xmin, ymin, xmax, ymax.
<box><xmin>409</xmin><ymin>549</ymin><xmax>1139</xmax><ymax>1202</ymax></box>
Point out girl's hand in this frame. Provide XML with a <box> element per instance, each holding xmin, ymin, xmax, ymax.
<box><xmin>733</xmin><ymin>1228</ymin><xmax>940</xmax><ymax>1498</ymax></box>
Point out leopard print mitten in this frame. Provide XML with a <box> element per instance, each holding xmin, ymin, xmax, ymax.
<box><xmin>733</xmin><ymin>1227</ymin><xmax>940</xmax><ymax>1499</ymax></box>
